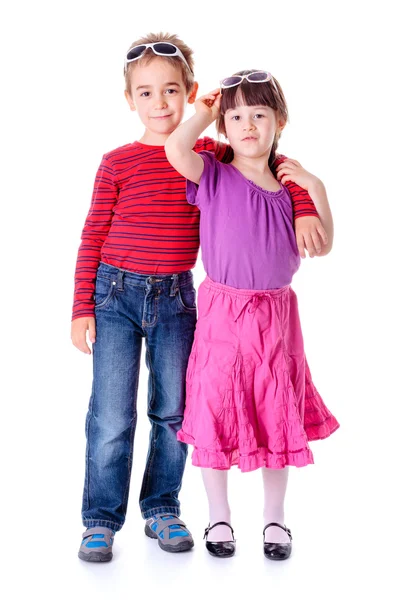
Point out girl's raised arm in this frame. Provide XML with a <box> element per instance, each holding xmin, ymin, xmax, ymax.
<box><xmin>165</xmin><ymin>90</ymin><xmax>221</xmax><ymax>184</ymax></box>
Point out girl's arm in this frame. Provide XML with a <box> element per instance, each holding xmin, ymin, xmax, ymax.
<box><xmin>165</xmin><ymin>90</ymin><xmax>221</xmax><ymax>183</ymax></box>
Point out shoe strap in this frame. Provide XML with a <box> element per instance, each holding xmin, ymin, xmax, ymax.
<box><xmin>204</xmin><ymin>521</ymin><xmax>235</xmax><ymax>540</ymax></box>
<box><xmin>149</xmin><ymin>516</ymin><xmax>187</xmax><ymax>539</ymax></box>
<box><xmin>82</xmin><ymin>527</ymin><xmax>114</xmax><ymax>540</ymax></box>
<box><xmin>263</xmin><ymin>522</ymin><xmax>292</xmax><ymax>540</ymax></box>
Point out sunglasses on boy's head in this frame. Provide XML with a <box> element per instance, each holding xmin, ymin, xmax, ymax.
<box><xmin>220</xmin><ymin>71</ymin><xmax>276</xmax><ymax>89</ymax></box>
<box><xmin>124</xmin><ymin>42</ymin><xmax>193</xmax><ymax>74</ymax></box>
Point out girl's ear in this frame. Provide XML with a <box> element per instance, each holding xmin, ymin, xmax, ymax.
<box><xmin>216</xmin><ymin>115</ymin><xmax>227</xmax><ymax>140</ymax></box>
<box><xmin>124</xmin><ymin>90</ymin><xmax>136</xmax><ymax>112</ymax></box>
<box><xmin>277</xmin><ymin>117</ymin><xmax>287</xmax><ymax>135</ymax></box>
<box><xmin>188</xmin><ymin>82</ymin><xmax>199</xmax><ymax>104</ymax></box>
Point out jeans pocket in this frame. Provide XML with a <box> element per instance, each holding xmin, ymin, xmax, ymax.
<box><xmin>186</xmin><ymin>339</ymin><xmax>198</xmax><ymax>390</ymax></box>
<box><xmin>176</xmin><ymin>283</ymin><xmax>197</xmax><ymax>312</ymax></box>
<box><xmin>94</xmin><ymin>276</ymin><xmax>116</xmax><ymax>309</ymax></box>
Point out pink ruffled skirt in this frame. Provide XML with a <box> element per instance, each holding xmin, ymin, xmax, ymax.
<box><xmin>177</xmin><ymin>277</ymin><xmax>339</xmax><ymax>472</ymax></box>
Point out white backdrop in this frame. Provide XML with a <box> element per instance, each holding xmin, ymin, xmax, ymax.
<box><xmin>1</xmin><ymin>1</ymin><xmax>399</xmax><ymax>598</ymax></box>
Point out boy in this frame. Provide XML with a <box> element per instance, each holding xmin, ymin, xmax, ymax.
<box><xmin>72</xmin><ymin>32</ymin><xmax>322</xmax><ymax>562</ymax></box>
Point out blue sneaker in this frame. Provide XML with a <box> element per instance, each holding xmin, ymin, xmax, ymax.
<box><xmin>145</xmin><ymin>515</ymin><xmax>194</xmax><ymax>553</ymax></box>
<box><xmin>78</xmin><ymin>527</ymin><xmax>115</xmax><ymax>562</ymax></box>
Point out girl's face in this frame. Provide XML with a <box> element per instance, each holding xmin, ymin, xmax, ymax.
<box><xmin>223</xmin><ymin>102</ymin><xmax>285</xmax><ymax>160</ymax></box>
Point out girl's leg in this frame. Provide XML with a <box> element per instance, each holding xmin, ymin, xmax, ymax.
<box><xmin>262</xmin><ymin>467</ymin><xmax>291</xmax><ymax>543</ymax></box>
<box><xmin>201</xmin><ymin>468</ymin><xmax>233</xmax><ymax>541</ymax></box>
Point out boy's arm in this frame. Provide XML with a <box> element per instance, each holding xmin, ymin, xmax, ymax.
<box><xmin>276</xmin><ymin>158</ymin><xmax>333</xmax><ymax>257</ymax></box>
<box><xmin>72</xmin><ymin>156</ymin><xmax>118</xmax><ymax>321</ymax></box>
<box><xmin>275</xmin><ymin>155</ymin><xmax>319</xmax><ymax>219</ymax></box>
<box><xmin>303</xmin><ymin>179</ymin><xmax>333</xmax><ymax>256</ymax></box>
<box><xmin>165</xmin><ymin>90</ymin><xmax>221</xmax><ymax>182</ymax></box>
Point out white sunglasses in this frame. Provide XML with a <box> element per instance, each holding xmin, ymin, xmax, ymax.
<box><xmin>220</xmin><ymin>71</ymin><xmax>276</xmax><ymax>89</ymax></box>
<box><xmin>124</xmin><ymin>42</ymin><xmax>192</xmax><ymax>74</ymax></box>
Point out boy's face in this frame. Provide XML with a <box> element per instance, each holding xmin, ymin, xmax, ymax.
<box><xmin>125</xmin><ymin>57</ymin><xmax>198</xmax><ymax>140</ymax></box>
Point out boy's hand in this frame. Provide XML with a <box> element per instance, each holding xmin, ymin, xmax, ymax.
<box><xmin>71</xmin><ymin>317</ymin><xmax>96</xmax><ymax>354</ymax></box>
<box><xmin>276</xmin><ymin>158</ymin><xmax>319</xmax><ymax>191</ymax></box>
<box><xmin>194</xmin><ymin>89</ymin><xmax>221</xmax><ymax>122</ymax></box>
<box><xmin>295</xmin><ymin>216</ymin><xmax>328</xmax><ymax>258</ymax></box>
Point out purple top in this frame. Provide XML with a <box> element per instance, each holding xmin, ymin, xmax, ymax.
<box><xmin>187</xmin><ymin>151</ymin><xmax>300</xmax><ymax>290</ymax></box>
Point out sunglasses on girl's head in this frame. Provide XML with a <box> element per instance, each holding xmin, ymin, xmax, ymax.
<box><xmin>220</xmin><ymin>71</ymin><xmax>275</xmax><ymax>89</ymax></box>
<box><xmin>124</xmin><ymin>42</ymin><xmax>193</xmax><ymax>74</ymax></box>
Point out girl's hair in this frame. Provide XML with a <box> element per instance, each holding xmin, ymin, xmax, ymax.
<box><xmin>124</xmin><ymin>32</ymin><xmax>195</xmax><ymax>94</ymax></box>
<box><xmin>216</xmin><ymin>70</ymin><xmax>289</xmax><ymax>171</ymax></box>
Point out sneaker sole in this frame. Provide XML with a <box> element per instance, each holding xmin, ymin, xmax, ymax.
<box><xmin>78</xmin><ymin>550</ymin><xmax>113</xmax><ymax>562</ymax></box>
<box><xmin>144</xmin><ymin>524</ymin><xmax>194</xmax><ymax>553</ymax></box>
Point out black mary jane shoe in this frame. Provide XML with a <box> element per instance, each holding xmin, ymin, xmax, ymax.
<box><xmin>263</xmin><ymin>522</ymin><xmax>292</xmax><ymax>561</ymax></box>
<box><xmin>204</xmin><ymin>521</ymin><xmax>236</xmax><ymax>558</ymax></box>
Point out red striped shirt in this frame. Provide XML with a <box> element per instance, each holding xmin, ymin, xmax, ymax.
<box><xmin>72</xmin><ymin>137</ymin><xmax>318</xmax><ymax>320</ymax></box>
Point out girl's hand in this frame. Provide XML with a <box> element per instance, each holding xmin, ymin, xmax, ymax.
<box><xmin>194</xmin><ymin>89</ymin><xmax>221</xmax><ymax>122</ymax></box>
<box><xmin>276</xmin><ymin>159</ymin><xmax>319</xmax><ymax>191</ymax></box>
<box><xmin>71</xmin><ymin>316</ymin><xmax>96</xmax><ymax>354</ymax></box>
<box><xmin>295</xmin><ymin>216</ymin><xmax>328</xmax><ymax>258</ymax></box>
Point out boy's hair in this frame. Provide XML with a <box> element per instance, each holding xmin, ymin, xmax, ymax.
<box><xmin>124</xmin><ymin>32</ymin><xmax>195</xmax><ymax>94</ymax></box>
<box><xmin>216</xmin><ymin>70</ymin><xmax>289</xmax><ymax>171</ymax></box>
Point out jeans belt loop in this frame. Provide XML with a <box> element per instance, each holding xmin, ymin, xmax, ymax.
<box><xmin>170</xmin><ymin>274</ymin><xmax>179</xmax><ymax>297</ymax></box>
<box><xmin>116</xmin><ymin>269</ymin><xmax>124</xmax><ymax>292</ymax></box>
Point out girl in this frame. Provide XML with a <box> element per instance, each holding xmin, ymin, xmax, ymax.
<box><xmin>165</xmin><ymin>70</ymin><xmax>339</xmax><ymax>560</ymax></box>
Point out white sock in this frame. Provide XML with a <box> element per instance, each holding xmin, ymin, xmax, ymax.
<box><xmin>262</xmin><ymin>467</ymin><xmax>291</xmax><ymax>544</ymax></box>
<box><xmin>201</xmin><ymin>468</ymin><xmax>233</xmax><ymax>542</ymax></box>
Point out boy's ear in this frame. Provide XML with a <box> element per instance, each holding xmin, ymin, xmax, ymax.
<box><xmin>187</xmin><ymin>81</ymin><xmax>199</xmax><ymax>104</ymax></box>
<box><xmin>124</xmin><ymin>89</ymin><xmax>136</xmax><ymax>112</ymax></box>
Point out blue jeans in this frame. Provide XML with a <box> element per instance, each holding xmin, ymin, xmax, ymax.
<box><xmin>81</xmin><ymin>262</ymin><xmax>197</xmax><ymax>531</ymax></box>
